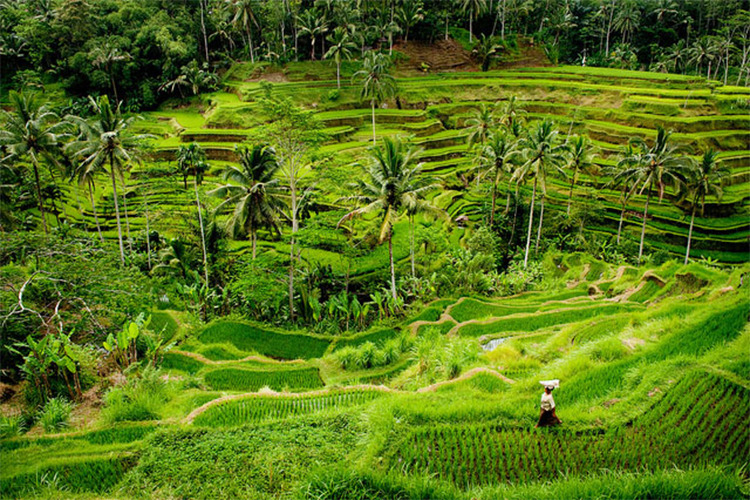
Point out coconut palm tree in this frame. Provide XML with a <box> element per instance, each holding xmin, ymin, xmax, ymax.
<box><xmin>562</xmin><ymin>135</ymin><xmax>596</xmax><ymax>215</ymax></box>
<box><xmin>72</xmin><ymin>160</ymin><xmax>105</xmax><ymax>244</ymax></box>
<box><xmin>177</xmin><ymin>143</ymin><xmax>210</xmax><ymax>285</ymax></box>
<box><xmin>689</xmin><ymin>37</ymin><xmax>716</xmax><ymax>79</ymax></box>
<box><xmin>353</xmin><ymin>51</ymin><xmax>397</xmax><ymax>146</ymax></box>
<box><xmin>210</xmin><ymin>145</ymin><xmax>285</xmax><ymax>260</ymax></box>
<box><xmin>229</xmin><ymin>0</ymin><xmax>259</xmax><ymax>63</ymax></box>
<box><xmin>498</xmin><ymin>96</ymin><xmax>526</xmax><ymax>129</ymax></box>
<box><xmin>681</xmin><ymin>150</ymin><xmax>726</xmax><ymax>264</ymax></box>
<box><xmin>613</xmin><ymin>0</ymin><xmax>640</xmax><ymax>44</ymax></box>
<box><xmin>90</xmin><ymin>43</ymin><xmax>131</xmax><ymax>104</ymax></box>
<box><xmin>472</xmin><ymin>34</ymin><xmax>501</xmax><ymax>72</ymax></box>
<box><xmin>512</xmin><ymin>120</ymin><xmax>567</xmax><ymax>268</ymax></box>
<box><xmin>465</xmin><ymin>104</ymin><xmax>496</xmax><ymax>149</ymax></box>
<box><xmin>297</xmin><ymin>9</ymin><xmax>328</xmax><ymax>60</ymax></box>
<box><xmin>0</xmin><ymin>91</ymin><xmax>67</xmax><ymax>235</ymax></box>
<box><xmin>66</xmin><ymin>95</ymin><xmax>150</xmax><ymax>265</ymax></box>
<box><xmin>461</xmin><ymin>0</ymin><xmax>487</xmax><ymax>43</ymax></box>
<box><xmin>338</xmin><ymin>137</ymin><xmax>437</xmax><ymax>299</ymax></box>
<box><xmin>475</xmin><ymin>128</ymin><xmax>519</xmax><ymax>225</ymax></box>
<box><xmin>604</xmin><ymin>154</ymin><xmax>636</xmax><ymax>246</ymax></box>
<box><xmin>324</xmin><ymin>27</ymin><xmax>356</xmax><ymax>89</ymax></box>
<box><xmin>397</xmin><ymin>0</ymin><xmax>424</xmax><ymax>43</ymax></box>
<box><xmin>617</xmin><ymin>127</ymin><xmax>690</xmax><ymax>263</ymax></box>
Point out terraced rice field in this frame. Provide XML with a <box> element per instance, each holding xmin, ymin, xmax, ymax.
<box><xmin>48</xmin><ymin>66</ymin><xmax>748</xmax><ymax>269</ymax></box>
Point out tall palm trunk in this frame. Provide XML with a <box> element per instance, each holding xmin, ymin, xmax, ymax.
<box><xmin>684</xmin><ymin>204</ymin><xmax>696</xmax><ymax>265</ymax></box>
<box><xmin>567</xmin><ymin>170</ymin><xmax>577</xmax><ymax>215</ymax></box>
<box><xmin>109</xmin><ymin>154</ymin><xmax>125</xmax><ymax>265</ymax></box>
<box><xmin>409</xmin><ymin>216</ymin><xmax>416</xmax><ymax>277</ymax></box>
<box><xmin>617</xmin><ymin>202</ymin><xmax>626</xmax><ymax>245</ymax></box>
<box><xmin>251</xmin><ymin>229</ymin><xmax>257</xmax><ymax>259</ymax></box>
<box><xmin>490</xmin><ymin>172</ymin><xmax>498</xmax><ymax>225</ymax></box>
<box><xmin>638</xmin><ymin>187</ymin><xmax>652</xmax><ymax>263</ymax></box>
<box><xmin>510</xmin><ymin>184</ymin><xmax>520</xmax><ymax>244</ymax></box>
<box><xmin>469</xmin><ymin>15</ymin><xmax>473</xmax><ymax>43</ymax></box>
<box><xmin>289</xmin><ymin>236</ymin><xmax>295</xmax><ymax>321</ymax></box>
<box><xmin>88</xmin><ymin>182</ymin><xmax>104</xmax><ymax>244</ymax></box>
<box><xmin>523</xmin><ymin>176</ymin><xmax>538</xmax><ymax>268</ymax></box>
<box><xmin>120</xmin><ymin>176</ymin><xmax>132</xmax><ymax>252</ymax></box>
<box><xmin>194</xmin><ymin>179</ymin><xmax>209</xmax><ymax>285</ymax></box>
<box><xmin>371</xmin><ymin>99</ymin><xmax>377</xmax><ymax>145</ymax></box>
<box><xmin>535</xmin><ymin>193</ymin><xmax>544</xmax><ymax>254</ymax></box>
<box><xmin>336</xmin><ymin>59</ymin><xmax>341</xmax><ymax>89</ymax></box>
<box><xmin>29</xmin><ymin>151</ymin><xmax>49</xmax><ymax>234</ymax></box>
<box><xmin>144</xmin><ymin>194</ymin><xmax>152</xmax><ymax>270</ymax></box>
<box><xmin>388</xmin><ymin>229</ymin><xmax>396</xmax><ymax>300</ymax></box>
<box><xmin>246</xmin><ymin>26</ymin><xmax>255</xmax><ymax>63</ymax></box>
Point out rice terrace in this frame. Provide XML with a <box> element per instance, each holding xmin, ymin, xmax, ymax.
<box><xmin>1</xmin><ymin>0</ymin><xmax>750</xmax><ymax>498</ymax></box>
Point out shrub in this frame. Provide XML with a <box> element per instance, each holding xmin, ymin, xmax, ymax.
<box><xmin>39</xmin><ymin>398</ymin><xmax>73</xmax><ymax>433</ymax></box>
<box><xmin>100</xmin><ymin>368</ymin><xmax>173</xmax><ymax>424</ymax></box>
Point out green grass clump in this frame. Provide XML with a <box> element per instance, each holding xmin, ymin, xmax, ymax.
<box><xmin>436</xmin><ymin>372</ymin><xmax>510</xmax><ymax>394</ymax></box>
<box><xmin>149</xmin><ymin>311</ymin><xmax>179</xmax><ymax>341</ymax></box>
<box><xmin>203</xmin><ymin>367</ymin><xmax>324</xmax><ymax>392</ymax></box>
<box><xmin>199</xmin><ymin>321</ymin><xmax>331</xmax><ymax>360</ymax></box>
<box><xmin>38</xmin><ymin>398</ymin><xmax>73</xmax><ymax>433</ymax></box>
<box><xmin>193</xmin><ymin>389</ymin><xmax>385</xmax><ymax>427</ymax></box>
<box><xmin>333</xmin><ymin>328</ymin><xmax>398</xmax><ymax>351</ymax></box>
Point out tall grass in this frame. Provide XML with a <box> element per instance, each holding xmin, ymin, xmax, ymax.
<box><xmin>199</xmin><ymin>321</ymin><xmax>330</xmax><ymax>360</ymax></box>
<box><xmin>39</xmin><ymin>398</ymin><xmax>73</xmax><ymax>433</ymax></box>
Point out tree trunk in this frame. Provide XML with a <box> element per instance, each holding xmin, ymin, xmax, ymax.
<box><xmin>523</xmin><ymin>176</ymin><xmax>537</xmax><ymax>269</ymax></box>
<box><xmin>247</xmin><ymin>25</ymin><xmax>255</xmax><ymax>63</ymax></box>
<box><xmin>510</xmin><ymin>184</ymin><xmax>520</xmax><ymax>243</ymax></box>
<box><xmin>110</xmin><ymin>70</ymin><xmax>119</xmax><ymax>105</ymax></box>
<box><xmin>410</xmin><ymin>215</ymin><xmax>415</xmax><ymax>278</ymax></box>
<box><xmin>251</xmin><ymin>229</ymin><xmax>257</xmax><ymax>259</ymax></box>
<box><xmin>605</xmin><ymin>1</ymin><xmax>614</xmax><ymax>55</ymax></box>
<box><xmin>490</xmin><ymin>174</ymin><xmax>498</xmax><ymax>226</ymax></box>
<box><xmin>567</xmin><ymin>175</ymin><xmax>576</xmax><ymax>215</ymax></box>
<box><xmin>311</xmin><ymin>36</ymin><xmax>316</xmax><ymax>60</ymax></box>
<box><xmin>120</xmin><ymin>176</ymin><xmax>132</xmax><ymax>253</ymax></box>
<box><xmin>535</xmin><ymin>193</ymin><xmax>544</xmax><ymax>254</ymax></box>
<box><xmin>638</xmin><ymin>188</ymin><xmax>651</xmax><ymax>263</ymax></box>
<box><xmin>29</xmin><ymin>151</ymin><xmax>48</xmax><ymax>235</ymax></box>
<box><xmin>505</xmin><ymin>190</ymin><xmax>511</xmax><ymax>213</ymax></box>
<box><xmin>194</xmin><ymin>179</ymin><xmax>209</xmax><ymax>285</ymax></box>
<box><xmin>109</xmin><ymin>155</ymin><xmax>125</xmax><ymax>265</ymax></box>
<box><xmin>617</xmin><ymin>202</ymin><xmax>626</xmax><ymax>245</ymax></box>
<box><xmin>388</xmin><ymin>229</ymin><xmax>397</xmax><ymax>300</ymax></box>
<box><xmin>445</xmin><ymin>13</ymin><xmax>449</xmax><ymax>41</ymax></box>
<box><xmin>684</xmin><ymin>204</ymin><xmax>696</xmax><ymax>265</ymax></box>
<box><xmin>200</xmin><ymin>0</ymin><xmax>210</xmax><ymax>63</ymax></box>
<box><xmin>336</xmin><ymin>59</ymin><xmax>341</xmax><ymax>89</ymax></box>
<box><xmin>469</xmin><ymin>15</ymin><xmax>473</xmax><ymax>44</ymax></box>
<box><xmin>289</xmin><ymin>235</ymin><xmax>295</xmax><ymax>321</ymax></box>
<box><xmin>372</xmin><ymin>99</ymin><xmax>377</xmax><ymax>145</ymax></box>
<box><xmin>88</xmin><ymin>182</ymin><xmax>104</xmax><ymax>244</ymax></box>
<box><xmin>144</xmin><ymin>193</ymin><xmax>151</xmax><ymax>270</ymax></box>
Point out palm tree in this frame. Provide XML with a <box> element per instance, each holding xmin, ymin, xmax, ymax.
<box><xmin>324</xmin><ymin>27</ymin><xmax>356</xmax><ymax>89</ymax></box>
<box><xmin>0</xmin><ymin>91</ymin><xmax>67</xmax><ymax>235</ymax></box>
<box><xmin>461</xmin><ymin>0</ymin><xmax>487</xmax><ymax>43</ymax></box>
<box><xmin>297</xmin><ymin>9</ymin><xmax>328</xmax><ymax>60</ymax></box>
<box><xmin>617</xmin><ymin>127</ymin><xmax>689</xmax><ymax>263</ymax></box>
<box><xmin>66</xmin><ymin>95</ymin><xmax>150</xmax><ymax>265</ymax></box>
<box><xmin>681</xmin><ymin>150</ymin><xmax>726</xmax><ymax>264</ymax></box>
<box><xmin>177</xmin><ymin>143</ymin><xmax>210</xmax><ymax>285</ymax></box>
<box><xmin>72</xmin><ymin>159</ymin><xmax>105</xmax><ymax>244</ymax></box>
<box><xmin>353</xmin><ymin>51</ymin><xmax>397</xmax><ymax>146</ymax></box>
<box><xmin>397</xmin><ymin>0</ymin><xmax>424</xmax><ymax>43</ymax></box>
<box><xmin>562</xmin><ymin>135</ymin><xmax>596</xmax><ymax>215</ymax></box>
<box><xmin>338</xmin><ymin>137</ymin><xmax>437</xmax><ymax>299</ymax></box>
<box><xmin>604</xmin><ymin>153</ymin><xmax>636</xmax><ymax>246</ymax></box>
<box><xmin>90</xmin><ymin>43</ymin><xmax>131</xmax><ymax>104</ymax></box>
<box><xmin>210</xmin><ymin>145</ymin><xmax>285</xmax><ymax>260</ymax></box>
<box><xmin>498</xmin><ymin>96</ymin><xmax>526</xmax><ymax>129</ymax></box>
<box><xmin>512</xmin><ymin>120</ymin><xmax>567</xmax><ymax>268</ymax></box>
<box><xmin>472</xmin><ymin>34</ymin><xmax>501</xmax><ymax>72</ymax></box>
<box><xmin>689</xmin><ymin>37</ymin><xmax>715</xmax><ymax>79</ymax></box>
<box><xmin>613</xmin><ymin>1</ymin><xmax>640</xmax><ymax>44</ymax></box>
<box><xmin>465</xmin><ymin>104</ymin><xmax>496</xmax><ymax>149</ymax></box>
<box><xmin>475</xmin><ymin>128</ymin><xmax>519</xmax><ymax>225</ymax></box>
<box><xmin>229</xmin><ymin>0</ymin><xmax>259</xmax><ymax>63</ymax></box>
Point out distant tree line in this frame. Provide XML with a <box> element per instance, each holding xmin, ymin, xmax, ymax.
<box><xmin>2</xmin><ymin>0</ymin><xmax>749</xmax><ymax>110</ymax></box>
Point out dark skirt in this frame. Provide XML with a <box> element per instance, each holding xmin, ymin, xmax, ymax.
<box><xmin>537</xmin><ymin>409</ymin><xmax>561</xmax><ymax>427</ymax></box>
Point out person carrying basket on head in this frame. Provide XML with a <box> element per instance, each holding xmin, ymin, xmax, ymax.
<box><xmin>535</xmin><ymin>379</ymin><xmax>562</xmax><ymax>428</ymax></box>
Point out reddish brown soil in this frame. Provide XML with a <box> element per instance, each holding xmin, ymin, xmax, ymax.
<box><xmin>393</xmin><ymin>39</ymin><xmax>476</xmax><ymax>73</ymax></box>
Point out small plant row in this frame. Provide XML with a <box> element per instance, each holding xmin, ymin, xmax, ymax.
<box><xmin>635</xmin><ymin>371</ymin><xmax>750</xmax><ymax>465</ymax></box>
<box><xmin>391</xmin><ymin>424</ymin><xmax>680</xmax><ymax>489</ymax></box>
<box><xmin>193</xmin><ymin>388</ymin><xmax>386</xmax><ymax>427</ymax></box>
<box><xmin>203</xmin><ymin>366</ymin><xmax>324</xmax><ymax>392</ymax></box>
<box><xmin>199</xmin><ymin>321</ymin><xmax>331</xmax><ymax>360</ymax></box>
<box><xmin>0</xmin><ymin>423</ymin><xmax>158</xmax><ymax>453</ymax></box>
<box><xmin>0</xmin><ymin>455</ymin><xmax>137</xmax><ymax>497</ymax></box>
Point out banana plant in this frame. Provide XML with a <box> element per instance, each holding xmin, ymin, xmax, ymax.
<box><xmin>103</xmin><ymin>313</ymin><xmax>151</xmax><ymax>371</ymax></box>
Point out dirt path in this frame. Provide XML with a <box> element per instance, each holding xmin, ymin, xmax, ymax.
<box><xmin>171</xmin><ymin>350</ymin><xmax>305</xmax><ymax>366</ymax></box>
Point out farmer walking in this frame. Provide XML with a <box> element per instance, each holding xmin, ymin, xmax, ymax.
<box><xmin>535</xmin><ymin>379</ymin><xmax>562</xmax><ymax>428</ymax></box>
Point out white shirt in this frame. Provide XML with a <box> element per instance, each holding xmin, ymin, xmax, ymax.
<box><xmin>541</xmin><ymin>392</ymin><xmax>555</xmax><ymax>411</ymax></box>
